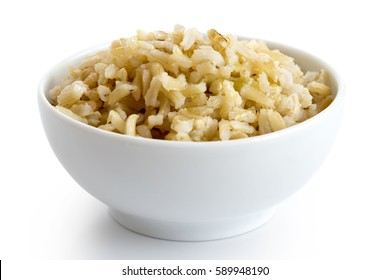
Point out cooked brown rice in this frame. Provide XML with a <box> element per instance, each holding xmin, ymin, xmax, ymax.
<box><xmin>49</xmin><ymin>25</ymin><xmax>333</xmax><ymax>141</ymax></box>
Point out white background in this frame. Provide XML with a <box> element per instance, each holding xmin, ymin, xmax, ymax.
<box><xmin>1</xmin><ymin>0</ymin><xmax>389</xmax><ymax>278</ymax></box>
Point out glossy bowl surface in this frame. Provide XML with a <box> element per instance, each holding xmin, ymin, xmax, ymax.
<box><xmin>38</xmin><ymin>40</ymin><xmax>344</xmax><ymax>241</ymax></box>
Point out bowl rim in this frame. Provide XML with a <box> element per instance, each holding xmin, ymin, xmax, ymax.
<box><xmin>38</xmin><ymin>38</ymin><xmax>345</xmax><ymax>147</ymax></box>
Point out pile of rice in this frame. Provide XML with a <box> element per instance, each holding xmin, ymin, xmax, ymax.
<box><xmin>49</xmin><ymin>25</ymin><xmax>333</xmax><ymax>141</ymax></box>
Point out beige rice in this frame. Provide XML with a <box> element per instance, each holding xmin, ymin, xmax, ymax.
<box><xmin>49</xmin><ymin>25</ymin><xmax>333</xmax><ymax>141</ymax></box>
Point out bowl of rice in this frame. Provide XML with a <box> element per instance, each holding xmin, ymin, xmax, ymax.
<box><xmin>38</xmin><ymin>26</ymin><xmax>344</xmax><ymax>241</ymax></box>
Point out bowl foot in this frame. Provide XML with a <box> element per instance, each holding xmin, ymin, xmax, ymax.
<box><xmin>109</xmin><ymin>208</ymin><xmax>276</xmax><ymax>241</ymax></box>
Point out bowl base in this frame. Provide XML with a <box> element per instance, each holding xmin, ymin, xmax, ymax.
<box><xmin>109</xmin><ymin>208</ymin><xmax>276</xmax><ymax>241</ymax></box>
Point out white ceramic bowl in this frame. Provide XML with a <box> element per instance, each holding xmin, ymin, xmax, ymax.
<box><xmin>38</xmin><ymin>40</ymin><xmax>344</xmax><ymax>241</ymax></box>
